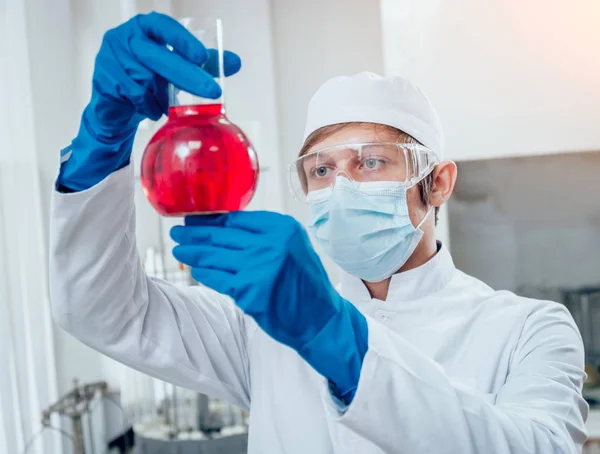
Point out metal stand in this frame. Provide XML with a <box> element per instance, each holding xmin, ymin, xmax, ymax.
<box><xmin>72</xmin><ymin>414</ymin><xmax>85</xmax><ymax>454</ymax></box>
<box><xmin>42</xmin><ymin>379</ymin><xmax>109</xmax><ymax>454</ymax></box>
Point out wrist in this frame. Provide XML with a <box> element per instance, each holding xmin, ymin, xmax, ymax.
<box><xmin>80</xmin><ymin>104</ymin><xmax>139</xmax><ymax>146</ymax></box>
<box><xmin>56</xmin><ymin>108</ymin><xmax>137</xmax><ymax>192</ymax></box>
<box><xmin>332</xmin><ymin>299</ymin><xmax>369</xmax><ymax>401</ymax></box>
<box><xmin>296</xmin><ymin>296</ymin><xmax>368</xmax><ymax>403</ymax></box>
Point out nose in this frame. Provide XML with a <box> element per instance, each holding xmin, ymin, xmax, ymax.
<box><xmin>332</xmin><ymin>171</ymin><xmax>363</xmax><ymax>193</ymax></box>
<box><xmin>329</xmin><ymin>154</ymin><xmax>358</xmax><ymax>180</ymax></box>
<box><xmin>333</xmin><ymin>169</ymin><xmax>353</xmax><ymax>181</ymax></box>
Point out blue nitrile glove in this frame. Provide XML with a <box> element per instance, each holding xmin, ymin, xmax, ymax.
<box><xmin>57</xmin><ymin>12</ymin><xmax>241</xmax><ymax>192</ymax></box>
<box><xmin>170</xmin><ymin>212</ymin><xmax>369</xmax><ymax>404</ymax></box>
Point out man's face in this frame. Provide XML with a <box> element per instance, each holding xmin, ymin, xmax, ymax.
<box><xmin>304</xmin><ymin>123</ymin><xmax>430</xmax><ymax>228</ymax></box>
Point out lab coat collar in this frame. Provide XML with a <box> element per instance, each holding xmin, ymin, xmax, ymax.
<box><xmin>339</xmin><ymin>243</ymin><xmax>456</xmax><ymax>304</ymax></box>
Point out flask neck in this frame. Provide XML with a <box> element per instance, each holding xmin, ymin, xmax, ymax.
<box><xmin>168</xmin><ymin>104</ymin><xmax>224</xmax><ymax>119</ymax></box>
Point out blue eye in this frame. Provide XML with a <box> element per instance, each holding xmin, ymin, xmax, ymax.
<box><xmin>363</xmin><ymin>158</ymin><xmax>384</xmax><ymax>170</ymax></box>
<box><xmin>313</xmin><ymin>166</ymin><xmax>331</xmax><ymax>178</ymax></box>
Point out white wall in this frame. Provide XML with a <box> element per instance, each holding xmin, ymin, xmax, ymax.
<box><xmin>270</xmin><ymin>0</ymin><xmax>385</xmax><ymax>281</ymax></box>
<box><xmin>380</xmin><ymin>0</ymin><xmax>600</xmax><ymax>162</ymax></box>
<box><xmin>15</xmin><ymin>2</ymin><xmax>126</xmax><ymax>452</ymax></box>
<box><xmin>25</xmin><ymin>0</ymin><xmax>111</xmax><ymax>398</ymax></box>
<box><xmin>449</xmin><ymin>151</ymin><xmax>600</xmax><ymax>292</ymax></box>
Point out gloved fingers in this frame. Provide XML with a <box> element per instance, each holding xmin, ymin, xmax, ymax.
<box><xmin>186</xmin><ymin>211</ymin><xmax>303</xmax><ymax>237</ymax></box>
<box><xmin>130</xmin><ymin>35</ymin><xmax>222</xmax><ymax>99</ymax></box>
<box><xmin>184</xmin><ymin>214</ymin><xmax>227</xmax><ymax>227</ymax></box>
<box><xmin>203</xmin><ymin>49</ymin><xmax>242</xmax><ymax>77</ymax></box>
<box><xmin>190</xmin><ymin>267</ymin><xmax>234</xmax><ymax>295</ymax></box>
<box><xmin>117</xmin><ymin>56</ymin><xmax>167</xmax><ymax>120</ymax></box>
<box><xmin>171</xmin><ymin>225</ymin><xmax>256</xmax><ymax>250</ymax></box>
<box><xmin>135</xmin><ymin>12</ymin><xmax>208</xmax><ymax>66</ymax></box>
<box><xmin>173</xmin><ymin>244</ymin><xmax>250</xmax><ymax>273</ymax></box>
<box><xmin>223</xmin><ymin>211</ymin><xmax>302</xmax><ymax>235</ymax></box>
<box><xmin>92</xmin><ymin>43</ymin><xmax>142</xmax><ymax>101</ymax></box>
<box><xmin>184</xmin><ymin>211</ymin><xmax>275</xmax><ymax>234</ymax></box>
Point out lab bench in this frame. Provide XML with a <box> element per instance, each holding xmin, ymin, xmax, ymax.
<box><xmin>134</xmin><ymin>433</ymin><xmax>248</xmax><ymax>454</ymax></box>
<box><xmin>585</xmin><ymin>410</ymin><xmax>600</xmax><ymax>453</ymax></box>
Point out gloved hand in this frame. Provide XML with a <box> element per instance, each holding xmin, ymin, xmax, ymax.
<box><xmin>170</xmin><ymin>212</ymin><xmax>369</xmax><ymax>404</ymax></box>
<box><xmin>57</xmin><ymin>12</ymin><xmax>241</xmax><ymax>192</ymax></box>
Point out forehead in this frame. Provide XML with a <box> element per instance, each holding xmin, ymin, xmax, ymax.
<box><xmin>306</xmin><ymin>123</ymin><xmax>404</xmax><ymax>155</ymax></box>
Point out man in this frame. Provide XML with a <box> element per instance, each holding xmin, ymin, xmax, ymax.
<box><xmin>49</xmin><ymin>12</ymin><xmax>588</xmax><ymax>453</ymax></box>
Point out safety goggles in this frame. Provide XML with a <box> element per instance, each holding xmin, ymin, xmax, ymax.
<box><xmin>288</xmin><ymin>142</ymin><xmax>439</xmax><ymax>203</ymax></box>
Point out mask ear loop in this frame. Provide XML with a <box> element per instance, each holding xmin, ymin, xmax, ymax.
<box><xmin>412</xmin><ymin>160</ymin><xmax>437</xmax><ymax>231</ymax></box>
<box><xmin>416</xmin><ymin>206</ymin><xmax>434</xmax><ymax>231</ymax></box>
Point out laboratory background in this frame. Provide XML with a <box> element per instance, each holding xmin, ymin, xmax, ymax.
<box><xmin>1</xmin><ymin>0</ymin><xmax>600</xmax><ymax>453</ymax></box>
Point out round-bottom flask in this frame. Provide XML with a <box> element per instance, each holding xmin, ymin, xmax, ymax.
<box><xmin>141</xmin><ymin>104</ymin><xmax>259</xmax><ymax>216</ymax></box>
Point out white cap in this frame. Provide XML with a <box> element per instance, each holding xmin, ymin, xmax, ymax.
<box><xmin>303</xmin><ymin>72</ymin><xmax>444</xmax><ymax>161</ymax></box>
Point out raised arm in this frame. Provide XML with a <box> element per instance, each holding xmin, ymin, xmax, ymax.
<box><xmin>49</xmin><ymin>12</ymin><xmax>250</xmax><ymax>408</ymax></box>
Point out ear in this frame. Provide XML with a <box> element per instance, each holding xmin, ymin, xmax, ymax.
<box><xmin>430</xmin><ymin>160</ymin><xmax>457</xmax><ymax>208</ymax></box>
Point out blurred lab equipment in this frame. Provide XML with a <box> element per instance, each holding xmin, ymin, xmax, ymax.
<box><xmin>562</xmin><ymin>287</ymin><xmax>600</xmax><ymax>365</ymax></box>
<box><xmin>35</xmin><ymin>376</ymin><xmax>248</xmax><ymax>454</ymax></box>
<box><xmin>123</xmin><ymin>246</ymin><xmax>248</xmax><ymax>453</ymax></box>
<box><xmin>563</xmin><ymin>287</ymin><xmax>600</xmax><ymax>406</ymax></box>
<box><xmin>41</xmin><ymin>380</ymin><xmax>109</xmax><ymax>454</ymax></box>
<box><xmin>130</xmin><ymin>388</ymin><xmax>248</xmax><ymax>454</ymax></box>
<box><xmin>141</xmin><ymin>18</ymin><xmax>259</xmax><ymax>216</ymax></box>
<box><xmin>518</xmin><ymin>284</ymin><xmax>600</xmax><ymax>406</ymax></box>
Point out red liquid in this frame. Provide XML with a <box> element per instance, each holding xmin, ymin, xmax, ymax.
<box><xmin>141</xmin><ymin>104</ymin><xmax>259</xmax><ymax>216</ymax></box>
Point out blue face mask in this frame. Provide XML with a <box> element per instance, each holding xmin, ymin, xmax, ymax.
<box><xmin>307</xmin><ymin>177</ymin><xmax>430</xmax><ymax>283</ymax></box>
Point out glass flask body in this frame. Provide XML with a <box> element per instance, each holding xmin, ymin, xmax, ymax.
<box><xmin>141</xmin><ymin>103</ymin><xmax>259</xmax><ymax>216</ymax></box>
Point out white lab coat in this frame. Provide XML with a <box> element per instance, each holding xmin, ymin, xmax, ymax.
<box><xmin>49</xmin><ymin>164</ymin><xmax>588</xmax><ymax>453</ymax></box>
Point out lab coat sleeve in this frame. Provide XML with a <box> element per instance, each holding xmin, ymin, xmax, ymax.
<box><xmin>49</xmin><ymin>164</ymin><xmax>252</xmax><ymax>410</ymax></box>
<box><xmin>323</xmin><ymin>303</ymin><xmax>588</xmax><ymax>453</ymax></box>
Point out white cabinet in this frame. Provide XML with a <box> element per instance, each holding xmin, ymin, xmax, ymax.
<box><xmin>380</xmin><ymin>0</ymin><xmax>600</xmax><ymax>162</ymax></box>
